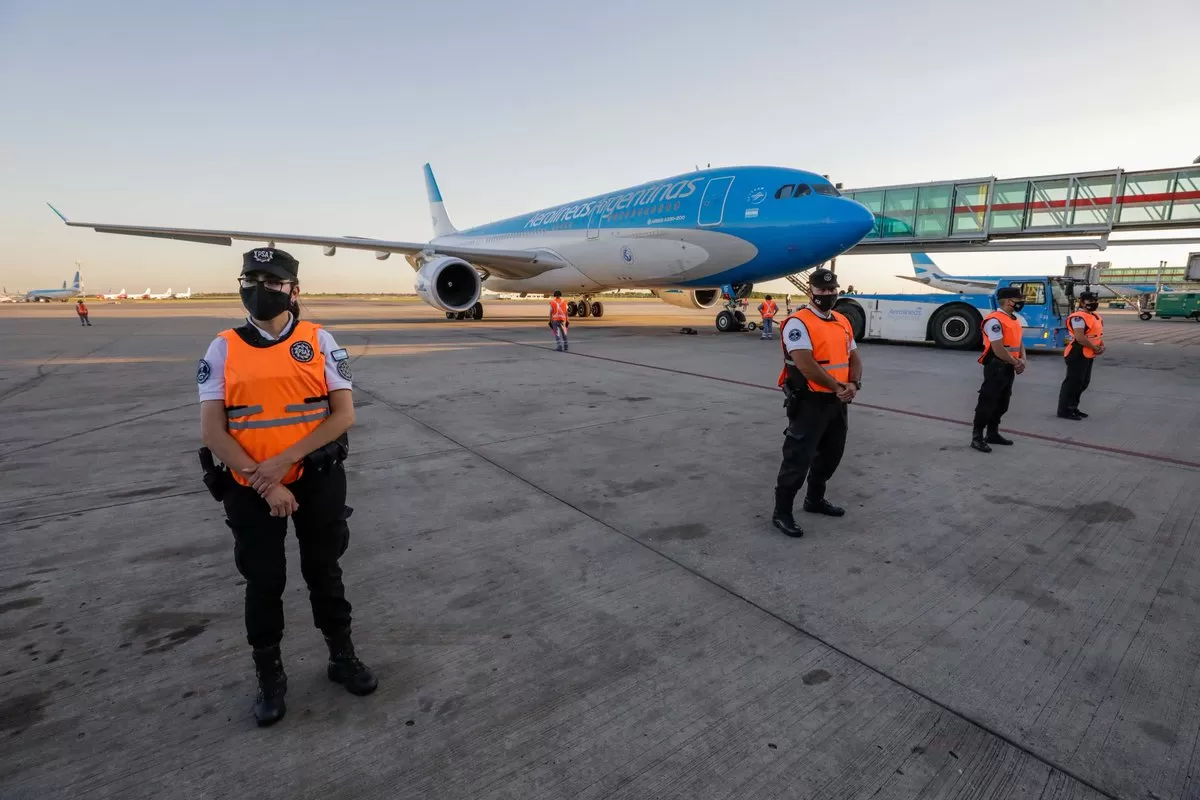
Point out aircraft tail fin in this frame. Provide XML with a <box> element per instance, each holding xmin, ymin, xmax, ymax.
<box><xmin>910</xmin><ymin>252</ymin><xmax>940</xmax><ymax>278</ymax></box>
<box><xmin>424</xmin><ymin>163</ymin><xmax>458</xmax><ymax>238</ymax></box>
<box><xmin>71</xmin><ymin>271</ymin><xmax>81</xmax><ymax>291</ymax></box>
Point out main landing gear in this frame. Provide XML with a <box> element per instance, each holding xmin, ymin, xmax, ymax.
<box><xmin>446</xmin><ymin>301</ymin><xmax>485</xmax><ymax>321</ymax></box>
<box><xmin>566</xmin><ymin>297</ymin><xmax>604</xmax><ymax>318</ymax></box>
<box><xmin>714</xmin><ymin>299</ymin><xmax>758</xmax><ymax>334</ymax></box>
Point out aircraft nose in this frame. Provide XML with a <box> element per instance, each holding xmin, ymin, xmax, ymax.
<box><xmin>839</xmin><ymin>198</ymin><xmax>876</xmax><ymax>244</ymax></box>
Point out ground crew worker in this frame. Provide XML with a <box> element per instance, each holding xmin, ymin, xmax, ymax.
<box><xmin>549</xmin><ymin>290</ymin><xmax>569</xmax><ymax>351</ymax></box>
<box><xmin>970</xmin><ymin>286</ymin><xmax>1026</xmax><ymax>453</ymax></box>
<box><xmin>758</xmin><ymin>295</ymin><xmax>778</xmax><ymax>339</ymax></box>
<box><xmin>772</xmin><ymin>268</ymin><xmax>861</xmax><ymax>538</ymax></box>
<box><xmin>197</xmin><ymin>247</ymin><xmax>376</xmax><ymax>727</ymax></box>
<box><xmin>1057</xmin><ymin>290</ymin><xmax>1104</xmax><ymax>420</ymax></box>
<box><xmin>76</xmin><ymin>299</ymin><xmax>91</xmax><ymax>326</ymax></box>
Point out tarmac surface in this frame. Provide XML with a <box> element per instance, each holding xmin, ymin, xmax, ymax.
<box><xmin>1</xmin><ymin>298</ymin><xmax>1198</xmax><ymax>800</ymax></box>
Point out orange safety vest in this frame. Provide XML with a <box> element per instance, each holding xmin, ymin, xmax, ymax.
<box><xmin>978</xmin><ymin>311</ymin><xmax>1023</xmax><ymax>364</ymax></box>
<box><xmin>760</xmin><ymin>299</ymin><xmax>778</xmax><ymax>319</ymax></box>
<box><xmin>1064</xmin><ymin>310</ymin><xmax>1104</xmax><ymax>359</ymax></box>
<box><xmin>777</xmin><ymin>308</ymin><xmax>853</xmax><ymax>392</ymax></box>
<box><xmin>220</xmin><ymin>320</ymin><xmax>330</xmax><ymax>487</ymax></box>
<box><xmin>77</xmin><ymin>303</ymin><xmax>88</xmax><ymax>314</ymax></box>
<box><xmin>550</xmin><ymin>297</ymin><xmax>568</xmax><ymax>321</ymax></box>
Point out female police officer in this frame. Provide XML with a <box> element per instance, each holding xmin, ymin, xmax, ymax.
<box><xmin>197</xmin><ymin>247</ymin><xmax>376</xmax><ymax>727</ymax></box>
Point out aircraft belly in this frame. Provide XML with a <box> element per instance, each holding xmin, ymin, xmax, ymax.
<box><xmin>557</xmin><ymin>229</ymin><xmax>755</xmax><ymax>286</ymax></box>
<box><xmin>486</xmin><ymin>265</ymin><xmax>601</xmax><ymax>295</ymax></box>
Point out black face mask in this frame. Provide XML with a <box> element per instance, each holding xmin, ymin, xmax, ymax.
<box><xmin>240</xmin><ymin>285</ymin><xmax>293</xmax><ymax>321</ymax></box>
<box><xmin>810</xmin><ymin>293</ymin><xmax>837</xmax><ymax>311</ymax></box>
<box><xmin>1011</xmin><ymin>300</ymin><xmax>1025</xmax><ymax>312</ymax></box>
<box><xmin>1083</xmin><ymin>302</ymin><xmax>1099</xmax><ymax>312</ymax></box>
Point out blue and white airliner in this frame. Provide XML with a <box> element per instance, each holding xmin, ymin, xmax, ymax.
<box><xmin>900</xmin><ymin>252</ymin><xmax>1172</xmax><ymax>298</ymax></box>
<box><xmin>49</xmin><ymin>164</ymin><xmax>880</xmax><ymax>331</ymax></box>
<box><xmin>24</xmin><ymin>270</ymin><xmax>83</xmax><ymax>302</ymax></box>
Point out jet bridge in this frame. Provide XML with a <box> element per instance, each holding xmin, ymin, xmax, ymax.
<box><xmin>841</xmin><ymin>164</ymin><xmax>1200</xmax><ymax>253</ymax></box>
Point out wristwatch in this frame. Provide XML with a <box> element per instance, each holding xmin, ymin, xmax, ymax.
<box><xmin>853</xmin><ymin>381</ymin><xmax>862</xmax><ymax>390</ymax></box>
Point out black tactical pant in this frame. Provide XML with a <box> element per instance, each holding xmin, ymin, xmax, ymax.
<box><xmin>223</xmin><ymin>462</ymin><xmax>353</xmax><ymax>649</ymax></box>
<box><xmin>1057</xmin><ymin>347</ymin><xmax>1094</xmax><ymax>414</ymax></box>
<box><xmin>972</xmin><ymin>359</ymin><xmax>1015</xmax><ymax>433</ymax></box>
<box><xmin>776</xmin><ymin>390</ymin><xmax>848</xmax><ymax>503</ymax></box>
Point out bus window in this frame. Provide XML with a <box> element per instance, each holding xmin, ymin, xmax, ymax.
<box><xmin>1008</xmin><ymin>282</ymin><xmax>1045</xmax><ymax>305</ymax></box>
<box><xmin>1049</xmin><ymin>281</ymin><xmax>1069</xmax><ymax>317</ymax></box>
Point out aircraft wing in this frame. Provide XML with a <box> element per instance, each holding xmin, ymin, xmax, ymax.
<box><xmin>895</xmin><ymin>274</ymin><xmax>998</xmax><ymax>291</ymax></box>
<box><xmin>46</xmin><ymin>205</ymin><xmax>563</xmax><ymax>281</ymax></box>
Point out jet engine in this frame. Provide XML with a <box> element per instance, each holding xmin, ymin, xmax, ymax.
<box><xmin>414</xmin><ymin>256</ymin><xmax>481</xmax><ymax>313</ymax></box>
<box><xmin>650</xmin><ymin>288</ymin><xmax>723</xmax><ymax>310</ymax></box>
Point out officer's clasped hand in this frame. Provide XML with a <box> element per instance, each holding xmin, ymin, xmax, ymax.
<box><xmin>245</xmin><ymin>456</ymin><xmax>293</xmax><ymax>494</ymax></box>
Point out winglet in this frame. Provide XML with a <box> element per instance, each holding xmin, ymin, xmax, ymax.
<box><xmin>47</xmin><ymin>203</ymin><xmax>69</xmax><ymax>223</ymax></box>
<box><xmin>423</xmin><ymin>163</ymin><xmax>443</xmax><ymax>203</ymax></box>
<box><xmin>423</xmin><ymin>163</ymin><xmax>458</xmax><ymax>237</ymax></box>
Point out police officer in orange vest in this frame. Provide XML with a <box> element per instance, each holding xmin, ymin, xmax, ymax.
<box><xmin>971</xmin><ymin>286</ymin><xmax>1027</xmax><ymax>453</ymax></box>
<box><xmin>758</xmin><ymin>295</ymin><xmax>778</xmax><ymax>340</ymax></box>
<box><xmin>1057</xmin><ymin>290</ymin><xmax>1104</xmax><ymax>420</ymax></box>
<box><xmin>197</xmin><ymin>248</ymin><xmax>376</xmax><ymax>727</ymax></box>
<box><xmin>772</xmin><ymin>268</ymin><xmax>862</xmax><ymax>538</ymax></box>
<box><xmin>549</xmin><ymin>290</ymin><xmax>569</xmax><ymax>351</ymax></box>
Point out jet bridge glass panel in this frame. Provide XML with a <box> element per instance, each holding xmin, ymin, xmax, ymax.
<box><xmin>845</xmin><ymin>164</ymin><xmax>1200</xmax><ymax>249</ymax></box>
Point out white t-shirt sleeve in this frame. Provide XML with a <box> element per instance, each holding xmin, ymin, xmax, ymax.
<box><xmin>984</xmin><ymin>318</ymin><xmax>1004</xmax><ymax>342</ymax></box>
<box><xmin>318</xmin><ymin>328</ymin><xmax>353</xmax><ymax>391</ymax></box>
<box><xmin>197</xmin><ymin>337</ymin><xmax>227</xmax><ymax>402</ymax></box>
<box><xmin>781</xmin><ymin>317</ymin><xmax>812</xmax><ymax>352</ymax></box>
<box><xmin>1070</xmin><ymin>316</ymin><xmax>1087</xmax><ymax>331</ymax></box>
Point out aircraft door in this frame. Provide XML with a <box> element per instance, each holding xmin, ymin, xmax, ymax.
<box><xmin>587</xmin><ymin>200</ymin><xmax>608</xmax><ymax>240</ymax></box>
<box><xmin>698</xmin><ymin>176</ymin><xmax>735</xmax><ymax>227</ymax></box>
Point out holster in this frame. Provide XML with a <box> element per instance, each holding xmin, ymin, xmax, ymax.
<box><xmin>302</xmin><ymin>431</ymin><xmax>350</xmax><ymax>475</ymax></box>
<box><xmin>198</xmin><ymin>447</ymin><xmax>233</xmax><ymax>502</ymax></box>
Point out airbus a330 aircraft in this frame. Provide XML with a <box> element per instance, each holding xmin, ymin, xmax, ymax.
<box><xmin>49</xmin><ymin>164</ymin><xmax>880</xmax><ymax>332</ymax></box>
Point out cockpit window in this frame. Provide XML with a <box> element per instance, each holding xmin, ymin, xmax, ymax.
<box><xmin>775</xmin><ymin>184</ymin><xmax>794</xmax><ymax>199</ymax></box>
<box><xmin>792</xmin><ymin>184</ymin><xmax>811</xmax><ymax>197</ymax></box>
<box><xmin>776</xmin><ymin>183</ymin><xmax>813</xmax><ymax>199</ymax></box>
<box><xmin>813</xmin><ymin>184</ymin><xmax>841</xmax><ymax>197</ymax></box>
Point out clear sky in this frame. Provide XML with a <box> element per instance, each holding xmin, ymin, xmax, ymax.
<box><xmin>2</xmin><ymin>0</ymin><xmax>1198</xmax><ymax>297</ymax></box>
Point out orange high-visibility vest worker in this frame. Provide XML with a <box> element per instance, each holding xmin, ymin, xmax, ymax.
<box><xmin>219</xmin><ymin>320</ymin><xmax>330</xmax><ymax>487</ymax></box>
<box><xmin>1064</xmin><ymin>310</ymin><xmax>1104</xmax><ymax>358</ymax></box>
<box><xmin>978</xmin><ymin>311</ymin><xmax>1023</xmax><ymax>364</ymax></box>
<box><xmin>777</xmin><ymin>308</ymin><xmax>854</xmax><ymax>392</ymax></box>
<box><xmin>550</xmin><ymin>297</ymin><xmax>569</xmax><ymax>321</ymax></box>
<box><xmin>77</xmin><ymin>302</ymin><xmax>88</xmax><ymax>314</ymax></box>
<box><xmin>760</xmin><ymin>299</ymin><xmax>777</xmax><ymax>319</ymax></box>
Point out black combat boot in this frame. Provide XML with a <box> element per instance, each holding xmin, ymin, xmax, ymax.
<box><xmin>251</xmin><ymin>645</ymin><xmax>287</xmax><ymax>727</ymax></box>
<box><xmin>771</xmin><ymin>488</ymin><xmax>804</xmax><ymax>538</ymax></box>
<box><xmin>803</xmin><ymin>497</ymin><xmax>845</xmax><ymax>517</ymax></box>
<box><xmin>970</xmin><ymin>428</ymin><xmax>992</xmax><ymax>453</ymax></box>
<box><xmin>324</xmin><ymin>628</ymin><xmax>378</xmax><ymax>696</ymax></box>
<box><xmin>985</xmin><ymin>428</ymin><xmax>1013</xmax><ymax>446</ymax></box>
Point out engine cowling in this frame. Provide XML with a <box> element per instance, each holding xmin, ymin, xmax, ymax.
<box><xmin>651</xmin><ymin>288</ymin><xmax>722</xmax><ymax>310</ymax></box>
<box><xmin>414</xmin><ymin>256</ymin><xmax>481</xmax><ymax>313</ymax></box>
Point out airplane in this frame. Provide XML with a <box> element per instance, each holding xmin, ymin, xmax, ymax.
<box><xmin>149</xmin><ymin>287</ymin><xmax>174</xmax><ymax>299</ymax></box>
<box><xmin>898</xmin><ymin>253</ymin><xmax>1172</xmax><ymax>299</ymax></box>
<box><xmin>132</xmin><ymin>288</ymin><xmax>152</xmax><ymax>299</ymax></box>
<box><xmin>173</xmin><ymin>287</ymin><xmax>192</xmax><ymax>299</ymax></box>
<box><xmin>24</xmin><ymin>270</ymin><xmax>83</xmax><ymax>302</ymax></box>
<box><xmin>46</xmin><ymin>164</ymin><xmax>877</xmax><ymax>332</ymax></box>
<box><xmin>102</xmin><ymin>288</ymin><xmax>128</xmax><ymax>300</ymax></box>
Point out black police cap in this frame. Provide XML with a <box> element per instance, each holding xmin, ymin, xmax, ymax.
<box><xmin>809</xmin><ymin>268</ymin><xmax>839</xmax><ymax>290</ymax></box>
<box><xmin>241</xmin><ymin>248</ymin><xmax>299</xmax><ymax>281</ymax></box>
<box><xmin>996</xmin><ymin>287</ymin><xmax>1022</xmax><ymax>300</ymax></box>
<box><xmin>1079</xmin><ymin>290</ymin><xmax>1099</xmax><ymax>301</ymax></box>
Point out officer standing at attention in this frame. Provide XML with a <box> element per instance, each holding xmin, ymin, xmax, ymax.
<box><xmin>758</xmin><ymin>294</ymin><xmax>778</xmax><ymax>340</ymax></box>
<box><xmin>197</xmin><ymin>248</ymin><xmax>376</xmax><ymax>727</ymax></box>
<box><xmin>970</xmin><ymin>287</ymin><xmax>1026</xmax><ymax>453</ymax></box>
<box><xmin>772</xmin><ymin>268</ymin><xmax>861</xmax><ymax>538</ymax></box>
<box><xmin>1057</xmin><ymin>290</ymin><xmax>1104</xmax><ymax>420</ymax></box>
<box><xmin>549</xmin><ymin>290</ymin><xmax>569</xmax><ymax>351</ymax></box>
